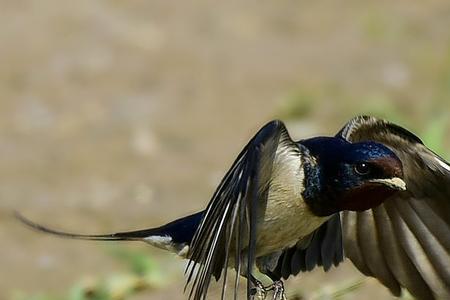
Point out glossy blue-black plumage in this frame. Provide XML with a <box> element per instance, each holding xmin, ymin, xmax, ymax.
<box><xmin>300</xmin><ymin>136</ymin><xmax>401</xmax><ymax>216</ymax></box>
<box><xmin>149</xmin><ymin>211</ymin><xmax>204</xmax><ymax>244</ymax></box>
<box><xmin>300</xmin><ymin>136</ymin><xmax>399</xmax><ymax>171</ymax></box>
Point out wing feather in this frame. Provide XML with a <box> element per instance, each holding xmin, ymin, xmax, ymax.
<box><xmin>338</xmin><ymin>115</ymin><xmax>450</xmax><ymax>299</ymax></box>
<box><xmin>385</xmin><ymin>200</ymin><xmax>448</xmax><ymax>296</ymax></box>
<box><xmin>356</xmin><ymin>210</ymin><xmax>401</xmax><ymax>295</ymax></box>
<box><xmin>341</xmin><ymin>211</ymin><xmax>373</xmax><ymax>277</ymax></box>
<box><xmin>270</xmin><ymin>214</ymin><xmax>345</xmax><ymax>280</ymax></box>
<box><xmin>185</xmin><ymin>120</ymin><xmax>299</xmax><ymax>300</ymax></box>
<box><xmin>395</xmin><ymin>198</ymin><xmax>450</xmax><ymax>283</ymax></box>
<box><xmin>321</xmin><ymin>212</ymin><xmax>342</xmax><ymax>271</ymax></box>
<box><xmin>372</xmin><ymin>205</ymin><xmax>434</xmax><ymax>299</ymax></box>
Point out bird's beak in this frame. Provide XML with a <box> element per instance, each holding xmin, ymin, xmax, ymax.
<box><xmin>369</xmin><ymin>177</ymin><xmax>407</xmax><ymax>191</ymax></box>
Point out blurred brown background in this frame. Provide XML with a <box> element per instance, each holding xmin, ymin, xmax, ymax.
<box><xmin>1</xmin><ymin>1</ymin><xmax>450</xmax><ymax>299</ymax></box>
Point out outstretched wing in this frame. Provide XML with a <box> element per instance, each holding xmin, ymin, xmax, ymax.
<box><xmin>185</xmin><ymin>120</ymin><xmax>301</xmax><ymax>300</ymax></box>
<box><xmin>338</xmin><ymin>115</ymin><xmax>450</xmax><ymax>300</ymax></box>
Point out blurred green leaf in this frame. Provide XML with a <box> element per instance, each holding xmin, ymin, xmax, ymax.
<box><xmin>69</xmin><ymin>279</ymin><xmax>109</xmax><ymax>300</ymax></box>
<box><xmin>357</xmin><ymin>94</ymin><xmax>405</xmax><ymax>123</ymax></box>
<box><xmin>11</xmin><ymin>292</ymin><xmax>63</xmax><ymax>300</ymax></box>
<box><xmin>106</xmin><ymin>247</ymin><xmax>158</xmax><ymax>276</ymax></box>
<box><xmin>421</xmin><ymin>115</ymin><xmax>449</xmax><ymax>156</ymax></box>
<box><xmin>106</xmin><ymin>246</ymin><xmax>167</xmax><ymax>289</ymax></box>
<box><xmin>362</xmin><ymin>12</ymin><xmax>388</xmax><ymax>40</ymax></box>
<box><xmin>277</xmin><ymin>89</ymin><xmax>315</xmax><ymax>120</ymax></box>
<box><xmin>14</xmin><ymin>247</ymin><xmax>169</xmax><ymax>300</ymax></box>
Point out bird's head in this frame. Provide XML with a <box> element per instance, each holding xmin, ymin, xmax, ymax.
<box><xmin>302</xmin><ymin>137</ymin><xmax>406</xmax><ymax>216</ymax></box>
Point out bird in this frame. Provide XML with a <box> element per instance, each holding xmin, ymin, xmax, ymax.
<box><xmin>17</xmin><ymin>115</ymin><xmax>450</xmax><ymax>300</ymax></box>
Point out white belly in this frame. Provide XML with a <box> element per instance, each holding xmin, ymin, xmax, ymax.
<box><xmin>256</xmin><ymin>193</ymin><xmax>329</xmax><ymax>256</ymax></box>
<box><xmin>255</xmin><ymin>145</ymin><xmax>328</xmax><ymax>256</ymax></box>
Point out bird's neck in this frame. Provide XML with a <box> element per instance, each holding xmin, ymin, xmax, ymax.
<box><xmin>300</xmin><ymin>153</ymin><xmax>334</xmax><ymax>217</ymax></box>
<box><xmin>300</xmin><ymin>137</ymin><xmax>350</xmax><ymax>216</ymax></box>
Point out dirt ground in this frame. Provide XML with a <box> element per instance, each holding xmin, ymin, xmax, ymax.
<box><xmin>1</xmin><ymin>1</ymin><xmax>450</xmax><ymax>299</ymax></box>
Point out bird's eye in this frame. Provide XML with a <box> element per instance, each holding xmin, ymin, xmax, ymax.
<box><xmin>354</xmin><ymin>163</ymin><xmax>371</xmax><ymax>175</ymax></box>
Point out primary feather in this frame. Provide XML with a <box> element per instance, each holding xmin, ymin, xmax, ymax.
<box><xmin>338</xmin><ymin>115</ymin><xmax>450</xmax><ymax>299</ymax></box>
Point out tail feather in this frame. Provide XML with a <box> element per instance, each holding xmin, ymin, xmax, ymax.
<box><xmin>15</xmin><ymin>211</ymin><xmax>157</xmax><ymax>241</ymax></box>
<box><xmin>15</xmin><ymin>210</ymin><xmax>205</xmax><ymax>246</ymax></box>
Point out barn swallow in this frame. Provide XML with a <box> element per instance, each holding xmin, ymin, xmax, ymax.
<box><xmin>17</xmin><ymin>116</ymin><xmax>450</xmax><ymax>300</ymax></box>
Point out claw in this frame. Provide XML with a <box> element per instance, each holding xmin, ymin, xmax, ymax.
<box><xmin>250</xmin><ymin>279</ymin><xmax>267</xmax><ymax>300</ymax></box>
<box><xmin>267</xmin><ymin>280</ymin><xmax>286</xmax><ymax>300</ymax></box>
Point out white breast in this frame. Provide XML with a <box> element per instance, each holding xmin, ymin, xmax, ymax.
<box><xmin>256</xmin><ymin>145</ymin><xmax>328</xmax><ymax>256</ymax></box>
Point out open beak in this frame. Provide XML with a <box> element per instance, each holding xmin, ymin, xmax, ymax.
<box><xmin>369</xmin><ymin>177</ymin><xmax>407</xmax><ymax>191</ymax></box>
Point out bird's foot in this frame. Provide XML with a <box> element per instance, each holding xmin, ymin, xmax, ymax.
<box><xmin>267</xmin><ymin>280</ymin><xmax>286</xmax><ymax>300</ymax></box>
<box><xmin>250</xmin><ymin>279</ymin><xmax>267</xmax><ymax>300</ymax></box>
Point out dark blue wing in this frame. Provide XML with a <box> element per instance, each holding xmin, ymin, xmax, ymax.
<box><xmin>185</xmin><ymin>120</ymin><xmax>300</xmax><ymax>300</ymax></box>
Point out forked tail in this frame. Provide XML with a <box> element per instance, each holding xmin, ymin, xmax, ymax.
<box><xmin>15</xmin><ymin>211</ymin><xmax>204</xmax><ymax>256</ymax></box>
